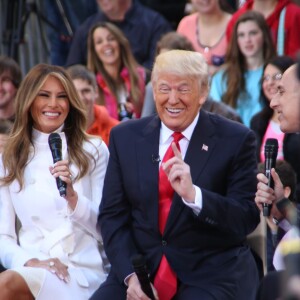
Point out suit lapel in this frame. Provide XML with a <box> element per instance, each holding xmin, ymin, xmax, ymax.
<box><xmin>136</xmin><ymin>116</ymin><xmax>161</xmax><ymax>229</ymax></box>
<box><xmin>164</xmin><ymin>110</ymin><xmax>217</xmax><ymax>235</ymax></box>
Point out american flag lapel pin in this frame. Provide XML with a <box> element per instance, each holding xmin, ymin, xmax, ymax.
<box><xmin>202</xmin><ymin>144</ymin><xmax>208</xmax><ymax>151</ymax></box>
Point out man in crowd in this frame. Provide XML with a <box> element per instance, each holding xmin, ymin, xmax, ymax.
<box><xmin>66</xmin><ymin>0</ymin><xmax>172</xmax><ymax>69</ymax></box>
<box><xmin>67</xmin><ymin>64</ymin><xmax>119</xmax><ymax>145</ymax></box>
<box><xmin>91</xmin><ymin>50</ymin><xmax>260</xmax><ymax>300</ymax></box>
<box><xmin>255</xmin><ymin>63</ymin><xmax>300</xmax><ymax>299</ymax></box>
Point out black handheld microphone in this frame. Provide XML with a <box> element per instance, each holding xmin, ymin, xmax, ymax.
<box><xmin>48</xmin><ymin>132</ymin><xmax>67</xmax><ymax>197</ymax></box>
<box><xmin>263</xmin><ymin>138</ymin><xmax>278</xmax><ymax>216</ymax></box>
<box><xmin>131</xmin><ymin>255</ymin><xmax>155</xmax><ymax>300</ymax></box>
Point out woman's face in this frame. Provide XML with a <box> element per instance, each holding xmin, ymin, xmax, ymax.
<box><xmin>237</xmin><ymin>20</ymin><xmax>264</xmax><ymax>59</ymax></box>
<box><xmin>30</xmin><ymin>76</ymin><xmax>70</xmax><ymax>133</ymax></box>
<box><xmin>191</xmin><ymin>0</ymin><xmax>219</xmax><ymax>14</ymax></box>
<box><xmin>262</xmin><ymin>64</ymin><xmax>282</xmax><ymax>102</ymax></box>
<box><xmin>93</xmin><ymin>27</ymin><xmax>121</xmax><ymax>68</ymax></box>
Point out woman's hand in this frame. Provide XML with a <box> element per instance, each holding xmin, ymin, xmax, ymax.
<box><xmin>49</xmin><ymin>160</ymin><xmax>78</xmax><ymax>210</ymax></box>
<box><xmin>24</xmin><ymin>258</ymin><xmax>70</xmax><ymax>283</ymax></box>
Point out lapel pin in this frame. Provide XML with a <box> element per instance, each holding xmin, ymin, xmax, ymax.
<box><xmin>202</xmin><ymin>144</ymin><xmax>208</xmax><ymax>151</ymax></box>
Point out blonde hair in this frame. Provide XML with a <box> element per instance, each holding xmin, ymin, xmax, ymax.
<box><xmin>1</xmin><ymin>64</ymin><xmax>97</xmax><ymax>189</ymax></box>
<box><xmin>151</xmin><ymin>50</ymin><xmax>209</xmax><ymax>95</ymax></box>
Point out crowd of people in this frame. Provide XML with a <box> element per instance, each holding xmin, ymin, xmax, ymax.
<box><xmin>0</xmin><ymin>0</ymin><xmax>300</xmax><ymax>299</ymax></box>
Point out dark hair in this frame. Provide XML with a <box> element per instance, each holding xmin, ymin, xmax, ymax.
<box><xmin>0</xmin><ymin>56</ymin><xmax>22</xmax><ymax>88</ymax></box>
<box><xmin>67</xmin><ymin>64</ymin><xmax>97</xmax><ymax>89</ymax></box>
<box><xmin>155</xmin><ymin>32</ymin><xmax>195</xmax><ymax>56</ymax></box>
<box><xmin>258</xmin><ymin>160</ymin><xmax>297</xmax><ymax>202</ymax></box>
<box><xmin>222</xmin><ymin>10</ymin><xmax>275</xmax><ymax>107</ymax></box>
<box><xmin>260</xmin><ymin>56</ymin><xmax>295</xmax><ymax>120</ymax></box>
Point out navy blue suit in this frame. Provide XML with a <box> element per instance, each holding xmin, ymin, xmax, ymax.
<box><xmin>92</xmin><ymin>110</ymin><xmax>260</xmax><ymax>300</ymax></box>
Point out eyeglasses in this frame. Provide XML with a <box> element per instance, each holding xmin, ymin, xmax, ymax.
<box><xmin>262</xmin><ymin>73</ymin><xmax>282</xmax><ymax>82</ymax></box>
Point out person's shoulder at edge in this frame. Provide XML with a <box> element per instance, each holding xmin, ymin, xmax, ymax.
<box><xmin>177</xmin><ymin>12</ymin><xmax>198</xmax><ymax>29</ymax></box>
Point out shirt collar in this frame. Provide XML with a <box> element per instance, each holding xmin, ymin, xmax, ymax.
<box><xmin>160</xmin><ymin>112</ymin><xmax>200</xmax><ymax>145</ymax></box>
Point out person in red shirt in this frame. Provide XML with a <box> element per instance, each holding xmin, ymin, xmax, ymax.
<box><xmin>226</xmin><ymin>0</ymin><xmax>300</xmax><ymax>59</ymax></box>
<box><xmin>67</xmin><ymin>64</ymin><xmax>119</xmax><ymax>145</ymax></box>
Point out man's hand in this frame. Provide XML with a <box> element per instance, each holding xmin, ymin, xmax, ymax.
<box><xmin>126</xmin><ymin>273</ymin><xmax>158</xmax><ymax>300</ymax></box>
<box><xmin>162</xmin><ymin>142</ymin><xmax>195</xmax><ymax>203</ymax></box>
<box><xmin>255</xmin><ymin>168</ymin><xmax>285</xmax><ymax>219</ymax></box>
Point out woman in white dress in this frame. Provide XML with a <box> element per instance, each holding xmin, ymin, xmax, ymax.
<box><xmin>0</xmin><ymin>64</ymin><xmax>109</xmax><ymax>299</ymax></box>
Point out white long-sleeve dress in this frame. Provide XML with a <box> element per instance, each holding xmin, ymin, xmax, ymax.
<box><xmin>0</xmin><ymin>129</ymin><xmax>109</xmax><ymax>299</ymax></box>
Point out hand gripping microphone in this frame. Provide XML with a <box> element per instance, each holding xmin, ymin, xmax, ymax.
<box><xmin>131</xmin><ymin>255</ymin><xmax>155</xmax><ymax>300</ymax></box>
<box><xmin>263</xmin><ymin>138</ymin><xmax>278</xmax><ymax>216</ymax></box>
<box><xmin>48</xmin><ymin>132</ymin><xmax>67</xmax><ymax>197</ymax></box>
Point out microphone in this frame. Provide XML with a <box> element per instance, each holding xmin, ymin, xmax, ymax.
<box><xmin>131</xmin><ymin>254</ymin><xmax>155</xmax><ymax>300</ymax></box>
<box><xmin>48</xmin><ymin>133</ymin><xmax>67</xmax><ymax>197</ymax></box>
<box><xmin>152</xmin><ymin>154</ymin><xmax>161</xmax><ymax>163</ymax></box>
<box><xmin>263</xmin><ymin>138</ymin><xmax>278</xmax><ymax>216</ymax></box>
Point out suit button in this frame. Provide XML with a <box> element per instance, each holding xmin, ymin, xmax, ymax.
<box><xmin>162</xmin><ymin>240</ymin><xmax>167</xmax><ymax>246</ymax></box>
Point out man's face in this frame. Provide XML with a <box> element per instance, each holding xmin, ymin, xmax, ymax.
<box><xmin>72</xmin><ymin>79</ymin><xmax>97</xmax><ymax>116</ymax></box>
<box><xmin>153</xmin><ymin>73</ymin><xmax>206</xmax><ymax>132</ymax></box>
<box><xmin>271</xmin><ymin>66</ymin><xmax>300</xmax><ymax>133</ymax></box>
<box><xmin>0</xmin><ymin>72</ymin><xmax>17</xmax><ymax>110</ymax></box>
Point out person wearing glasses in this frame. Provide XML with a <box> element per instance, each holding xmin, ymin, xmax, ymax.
<box><xmin>250</xmin><ymin>55</ymin><xmax>300</xmax><ymax>203</ymax></box>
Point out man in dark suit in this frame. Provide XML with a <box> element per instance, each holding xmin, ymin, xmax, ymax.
<box><xmin>91</xmin><ymin>50</ymin><xmax>260</xmax><ymax>300</ymax></box>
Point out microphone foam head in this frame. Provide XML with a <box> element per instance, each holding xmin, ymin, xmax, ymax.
<box><xmin>265</xmin><ymin>138</ymin><xmax>278</xmax><ymax>152</ymax></box>
<box><xmin>48</xmin><ymin>132</ymin><xmax>62</xmax><ymax>148</ymax></box>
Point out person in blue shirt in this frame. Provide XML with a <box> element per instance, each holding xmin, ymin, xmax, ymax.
<box><xmin>209</xmin><ymin>11</ymin><xmax>275</xmax><ymax>127</ymax></box>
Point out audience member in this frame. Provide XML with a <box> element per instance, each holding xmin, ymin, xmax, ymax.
<box><xmin>250</xmin><ymin>56</ymin><xmax>300</xmax><ymax>202</ymax></box>
<box><xmin>67</xmin><ymin>64</ymin><xmax>119</xmax><ymax>145</ymax></box>
<box><xmin>87</xmin><ymin>22</ymin><xmax>146</xmax><ymax>121</ymax></box>
<box><xmin>141</xmin><ymin>31</ymin><xmax>242</xmax><ymax>123</ymax></box>
<box><xmin>177</xmin><ymin>0</ymin><xmax>232</xmax><ymax>75</ymax></box>
<box><xmin>0</xmin><ymin>118</ymin><xmax>12</xmax><ymax>153</ymax></box>
<box><xmin>44</xmin><ymin>0</ymin><xmax>98</xmax><ymax>66</ymax></box>
<box><xmin>66</xmin><ymin>0</ymin><xmax>172</xmax><ymax>69</ymax></box>
<box><xmin>209</xmin><ymin>11</ymin><xmax>275</xmax><ymax>127</ymax></box>
<box><xmin>91</xmin><ymin>50</ymin><xmax>260</xmax><ymax>300</ymax></box>
<box><xmin>0</xmin><ymin>56</ymin><xmax>22</xmax><ymax>122</ymax></box>
<box><xmin>255</xmin><ymin>63</ymin><xmax>300</xmax><ymax>300</ymax></box>
<box><xmin>226</xmin><ymin>0</ymin><xmax>300</xmax><ymax>58</ymax></box>
<box><xmin>0</xmin><ymin>64</ymin><xmax>109</xmax><ymax>299</ymax></box>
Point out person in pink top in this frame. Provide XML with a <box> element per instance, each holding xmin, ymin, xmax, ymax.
<box><xmin>226</xmin><ymin>0</ymin><xmax>300</xmax><ymax>59</ymax></box>
<box><xmin>177</xmin><ymin>0</ymin><xmax>232</xmax><ymax>75</ymax></box>
<box><xmin>87</xmin><ymin>22</ymin><xmax>147</xmax><ymax>121</ymax></box>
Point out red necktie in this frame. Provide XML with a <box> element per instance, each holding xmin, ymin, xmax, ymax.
<box><xmin>154</xmin><ymin>132</ymin><xmax>184</xmax><ymax>300</ymax></box>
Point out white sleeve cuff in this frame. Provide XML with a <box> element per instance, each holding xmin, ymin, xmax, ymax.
<box><xmin>182</xmin><ymin>185</ymin><xmax>202</xmax><ymax>215</ymax></box>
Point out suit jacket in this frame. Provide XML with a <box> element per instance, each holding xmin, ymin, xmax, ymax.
<box><xmin>99</xmin><ymin>110</ymin><xmax>260</xmax><ymax>296</ymax></box>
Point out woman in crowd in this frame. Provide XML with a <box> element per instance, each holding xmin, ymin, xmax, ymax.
<box><xmin>226</xmin><ymin>0</ymin><xmax>300</xmax><ymax>59</ymax></box>
<box><xmin>87</xmin><ymin>22</ymin><xmax>147</xmax><ymax>121</ymax></box>
<box><xmin>0</xmin><ymin>64</ymin><xmax>109</xmax><ymax>299</ymax></box>
<box><xmin>209</xmin><ymin>11</ymin><xmax>275</xmax><ymax>127</ymax></box>
<box><xmin>250</xmin><ymin>55</ymin><xmax>300</xmax><ymax>202</ymax></box>
<box><xmin>177</xmin><ymin>0</ymin><xmax>232</xmax><ymax>75</ymax></box>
